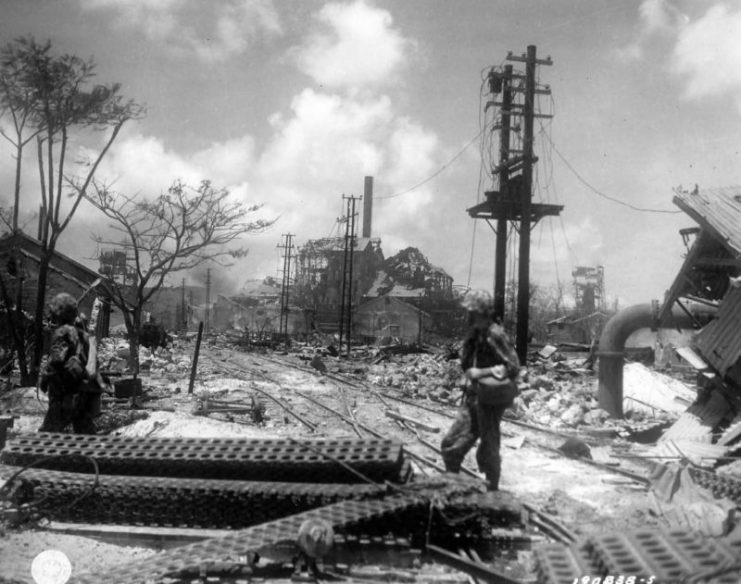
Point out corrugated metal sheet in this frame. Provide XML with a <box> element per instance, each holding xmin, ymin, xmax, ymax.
<box><xmin>694</xmin><ymin>286</ymin><xmax>741</xmax><ymax>376</ymax></box>
<box><xmin>647</xmin><ymin>440</ymin><xmax>728</xmax><ymax>467</ymax></box>
<box><xmin>660</xmin><ymin>394</ymin><xmax>731</xmax><ymax>444</ymax></box>
<box><xmin>718</xmin><ymin>414</ymin><xmax>741</xmax><ymax>447</ymax></box>
<box><xmin>673</xmin><ymin>186</ymin><xmax>741</xmax><ymax>256</ymax></box>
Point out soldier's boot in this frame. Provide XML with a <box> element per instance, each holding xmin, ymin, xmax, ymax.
<box><xmin>485</xmin><ymin>470</ymin><xmax>500</xmax><ymax>491</ymax></box>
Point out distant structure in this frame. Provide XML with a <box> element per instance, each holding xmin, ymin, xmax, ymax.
<box><xmin>572</xmin><ymin>265</ymin><xmax>605</xmax><ymax>313</ymax></box>
<box><xmin>292</xmin><ymin>177</ymin><xmax>456</xmax><ymax>338</ymax></box>
<box><xmin>99</xmin><ymin>247</ymin><xmax>137</xmax><ymax>286</ymax></box>
<box><xmin>294</xmin><ymin>236</ymin><xmax>384</xmax><ymax>331</ymax></box>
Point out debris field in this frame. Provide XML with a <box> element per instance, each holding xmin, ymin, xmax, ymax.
<box><xmin>1</xmin><ymin>332</ymin><xmax>740</xmax><ymax>584</ymax></box>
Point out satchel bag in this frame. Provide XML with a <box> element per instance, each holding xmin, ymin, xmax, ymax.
<box><xmin>474</xmin><ymin>376</ymin><xmax>518</xmax><ymax>406</ymax></box>
<box><xmin>472</xmin><ymin>354</ymin><xmax>518</xmax><ymax>407</ymax></box>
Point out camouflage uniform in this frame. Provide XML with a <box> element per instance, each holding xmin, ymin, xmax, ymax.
<box><xmin>39</xmin><ymin>293</ymin><xmax>102</xmax><ymax>434</ymax></box>
<box><xmin>440</xmin><ymin>290</ymin><xmax>520</xmax><ymax>491</ymax></box>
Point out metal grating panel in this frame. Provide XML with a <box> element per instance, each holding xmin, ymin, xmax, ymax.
<box><xmin>535</xmin><ymin>528</ymin><xmax>741</xmax><ymax>584</ymax></box>
<box><xmin>694</xmin><ymin>286</ymin><xmax>741</xmax><ymax>378</ymax></box>
<box><xmin>534</xmin><ymin>543</ymin><xmax>602</xmax><ymax>584</ymax></box>
<box><xmin>73</xmin><ymin>495</ymin><xmax>426</xmax><ymax>583</ymax></box>
<box><xmin>1</xmin><ymin>433</ymin><xmax>405</xmax><ymax>483</ymax></box>
<box><xmin>0</xmin><ymin>464</ymin><xmax>386</xmax><ymax>528</ymax></box>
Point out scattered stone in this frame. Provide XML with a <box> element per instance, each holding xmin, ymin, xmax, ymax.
<box><xmin>557</xmin><ymin>437</ymin><xmax>592</xmax><ymax>459</ymax></box>
<box><xmin>310</xmin><ymin>355</ymin><xmax>327</xmax><ymax>373</ymax></box>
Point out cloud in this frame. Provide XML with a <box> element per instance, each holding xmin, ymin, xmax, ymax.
<box><xmin>191</xmin><ymin>136</ymin><xmax>257</xmax><ymax>186</ymax></box>
<box><xmin>69</xmin><ymin>85</ymin><xmax>441</xmax><ymax>286</ymax></box>
<box><xmin>616</xmin><ymin>0</ymin><xmax>689</xmax><ymax>62</ymax></box>
<box><xmin>6</xmin><ymin>2</ymin><xmax>440</xmax><ymax>291</ymax></box>
<box><xmin>253</xmin><ymin>89</ymin><xmax>439</xmax><ymax>241</ymax></box>
<box><xmin>291</xmin><ymin>0</ymin><xmax>414</xmax><ymax>90</ymax></box>
<box><xmin>640</xmin><ymin>0</ymin><xmax>684</xmax><ymax>34</ymax></box>
<box><xmin>672</xmin><ymin>3</ymin><xmax>741</xmax><ymax>102</ymax></box>
<box><xmin>91</xmin><ymin>130</ymin><xmax>202</xmax><ymax>196</ymax></box>
<box><xmin>79</xmin><ymin>0</ymin><xmax>282</xmax><ymax>62</ymax></box>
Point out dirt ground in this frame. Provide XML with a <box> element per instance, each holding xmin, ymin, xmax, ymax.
<box><xmin>0</xmin><ymin>338</ymin><xmax>673</xmax><ymax>583</ymax></box>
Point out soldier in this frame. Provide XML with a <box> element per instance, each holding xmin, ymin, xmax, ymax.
<box><xmin>38</xmin><ymin>293</ymin><xmax>102</xmax><ymax>434</ymax></box>
<box><xmin>440</xmin><ymin>289</ymin><xmax>520</xmax><ymax>491</ymax></box>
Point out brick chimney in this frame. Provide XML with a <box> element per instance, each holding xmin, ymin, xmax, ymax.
<box><xmin>362</xmin><ymin>176</ymin><xmax>373</xmax><ymax>238</ymax></box>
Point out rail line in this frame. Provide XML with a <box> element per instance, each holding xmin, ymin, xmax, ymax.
<box><xmin>218</xmin><ymin>350</ymin><xmax>652</xmax><ymax>488</ymax></box>
<box><xmin>214</xmin><ymin>351</ymin><xmax>588</xmax><ymax>548</ymax></box>
<box><xmin>215</xmin><ymin>354</ymin><xmax>480</xmax><ymax>479</ymax></box>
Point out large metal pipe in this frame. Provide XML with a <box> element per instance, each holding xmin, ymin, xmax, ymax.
<box><xmin>597</xmin><ymin>302</ymin><xmax>698</xmax><ymax>417</ymax></box>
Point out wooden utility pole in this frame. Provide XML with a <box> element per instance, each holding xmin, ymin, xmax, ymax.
<box><xmin>277</xmin><ymin>233</ymin><xmax>295</xmax><ymax>338</ymax></box>
<box><xmin>181</xmin><ymin>278</ymin><xmax>186</xmax><ymax>331</ymax></box>
<box><xmin>338</xmin><ymin>194</ymin><xmax>360</xmax><ymax>356</ymax></box>
<box><xmin>514</xmin><ymin>45</ymin><xmax>537</xmax><ymax>360</ymax></box>
<box><xmin>205</xmin><ymin>268</ymin><xmax>211</xmax><ymax>333</ymax></box>
<box><xmin>467</xmin><ymin>45</ymin><xmax>558</xmax><ymax>362</ymax></box>
<box><xmin>493</xmin><ymin>65</ymin><xmax>513</xmax><ymax>322</ymax></box>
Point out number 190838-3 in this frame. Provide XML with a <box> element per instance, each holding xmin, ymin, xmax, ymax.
<box><xmin>572</xmin><ymin>577</ymin><xmax>656</xmax><ymax>584</ymax></box>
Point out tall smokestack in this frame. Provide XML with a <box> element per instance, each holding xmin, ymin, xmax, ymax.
<box><xmin>362</xmin><ymin>176</ymin><xmax>373</xmax><ymax>238</ymax></box>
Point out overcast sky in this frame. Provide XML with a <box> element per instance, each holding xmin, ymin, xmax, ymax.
<box><xmin>1</xmin><ymin>0</ymin><xmax>739</xmax><ymax>306</ymax></box>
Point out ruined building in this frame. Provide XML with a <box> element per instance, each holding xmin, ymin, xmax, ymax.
<box><xmin>295</xmin><ymin>236</ymin><xmax>384</xmax><ymax>312</ymax></box>
<box><xmin>0</xmin><ymin>231</ymin><xmax>101</xmax><ymax>322</ymax></box>
<box><xmin>661</xmin><ymin>187</ymin><xmax>741</xmax><ymax>391</ymax></box>
<box><xmin>598</xmin><ymin>185</ymin><xmax>741</xmax><ymax>417</ymax></box>
<box><xmin>292</xmin><ymin>178</ymin><xmax>457</xmax><ymax>338</ymax></box>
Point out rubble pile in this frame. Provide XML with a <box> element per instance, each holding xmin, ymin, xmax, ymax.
<box><xmin>345</xmin><ymin>345</ymin><xmax>707</xmax><ymax>441</ymax></box>
<box><xmin>364</xmin><ymin>352</ymin><xmax>462</xmax><ymax>403</ymax></box>
<box><xmin>510</xmin><ymin>360</ymin><xmax>689</xmax><ymax>431</ymax></box>
<box><xmin>511</xmin><ymin>372</ymin><xmax>610</xmax><ymax>428</ymax></box>
<box><xmin>96</xmin><ymin>337</ymin><xmax>193</xmax><ymax>379</ymax></box>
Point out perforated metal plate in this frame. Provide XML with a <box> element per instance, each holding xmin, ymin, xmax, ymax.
<box><xmin>2</xmin><ymin>433</ymin><xmax>405</xmax><ymax>483</ymax></box>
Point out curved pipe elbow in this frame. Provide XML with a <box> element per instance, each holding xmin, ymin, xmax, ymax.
<box><xmin>597</xmin><ymin>302</ymin><xmax>699</xmax><ymax>417</ymax></box>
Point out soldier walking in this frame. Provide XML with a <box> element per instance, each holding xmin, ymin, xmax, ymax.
<box><xmin>440</xmin><ymin>289</ymin><xmax>520</xmax><ymax>491</ymax></box>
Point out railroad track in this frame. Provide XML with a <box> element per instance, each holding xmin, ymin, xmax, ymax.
<box><xmin>209</xmin><ymin>351</ymin><xmax>595</xmax><ymax>547</ymax></box>
<box><xmin>213</xmin><ymin>354</ymin><xmax>473</xmax><ymax>479</ymax></box>
<box><xmin>215</xmin><ymin>350</ymin><xmax>651</xmax><ymax>487</ymax></box>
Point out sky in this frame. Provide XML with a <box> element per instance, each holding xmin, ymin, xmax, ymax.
<box><xmin>1</xmin><ymin>0</ymin><xmax>740</xmax><ymax>307</ymax></box>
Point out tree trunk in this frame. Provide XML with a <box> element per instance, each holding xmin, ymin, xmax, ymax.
<box><xmin>0</xmin><ymin>272</ymin><xmax>31</xmax><ymax>385</ymax></box>
<box><xmin>126</xmin><ymin>308</ymin><xmax>141</xmax><ymax>376</ymax></box>
<box><xmin>30</xmin><ymin>251</ymin><xmax>51</xmax><ymax>383</ymax></box>
<box><xmin>12</xmin><ymin>143</ymin><xmax>23</xmax><ymax>232</ymax></box>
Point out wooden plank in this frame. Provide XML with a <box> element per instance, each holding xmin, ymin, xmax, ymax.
<box><xmin>47</xmin><ymin>522</ymin><xmax>231</xmax><ymax>548</ymax></box>
<box><xmin>384</xmin><ymin>410</ymin><xmax>440</xmax><ymax>433</ymax></box>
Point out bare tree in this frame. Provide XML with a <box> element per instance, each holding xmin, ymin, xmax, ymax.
<box><xmin>87</xmin><ymin>179</ymin><xmax>274</xmax><ymax>372</ymax></box>
<box><xmin>0</xmin><ymin>44</ymin><xmax>43</xmax><ymax>232</ymax></box>
<box><xmin>0</xmin><ymin>37</ymin><xmax>143</xmax><ymax>379</ymax></box>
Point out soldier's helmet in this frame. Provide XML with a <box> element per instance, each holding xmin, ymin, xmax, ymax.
<box><xmin>49</xmin><ymin>293</ymin><xmax>78</xmax><ymax>325</ymax></box>
<box><xmin>461</xmin><ymin>288</ymin><xmax>493</xmax><ymax>314</ymax></box>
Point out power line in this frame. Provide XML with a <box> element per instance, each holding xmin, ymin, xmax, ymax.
<box><xmin>549</xmin><ymin>219</ymin><xmax>562</xmax><ymax>291</ymax></box>
<box><xmin>376</xmin><ymin>129</ymin><xmax>485</xmax><ymax>200</ymax></box>
<box><xmin>558</xmin><ymin>214</ymin><xmax>579</xmax><ymax>265</ymax></box>
<box><xmin>466</xmin><ymin>220</ymin><xmax>478</xmax><ymax>288</ymax></box>
<box><xmin>543</xmin><ymin>133</ymin><xmax>681</xmax><ymax>214</ymax></box>
<box><xmin>466</xmin><ymin>134</ymin><xmax>490</xmax><ymax>287</ymax></box>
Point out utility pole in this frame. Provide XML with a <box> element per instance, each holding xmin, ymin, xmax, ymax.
<box><xmin>467</xmin><ymin>45</ymin><xmax>558</xmax><ymax>362</ymax></box>
<box><xmin>493</xmin><ymin>65</ymin><xmax>513</xmax><ymax>322</ymax></box>
<box><xmin>277</xmin><ymin>233</ymin><xmax>295</xmax><ymax>339</ymax></box>
<box><xmin>509</xmin><ymin>45</ymin><xmax>553</xmax><ymax>360</ymax></box>
<box><xmin>205</xmin><ymin>268</ymin><xmax>211</xmax><ymax>333</ymax></box>
<box><xmin>346</xmin><ymin>195</ymin><xmax>359</xmax><ymax>358</ymax></box>
<box><xmin>338</xmin><ymin>194</ymin><xmax>360</xmax><ymax>357</ymax></box>
<box><xmin>180</xmin><ymin>278</ymin><xmax>186</xmax><ymax>331</ymax></box>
